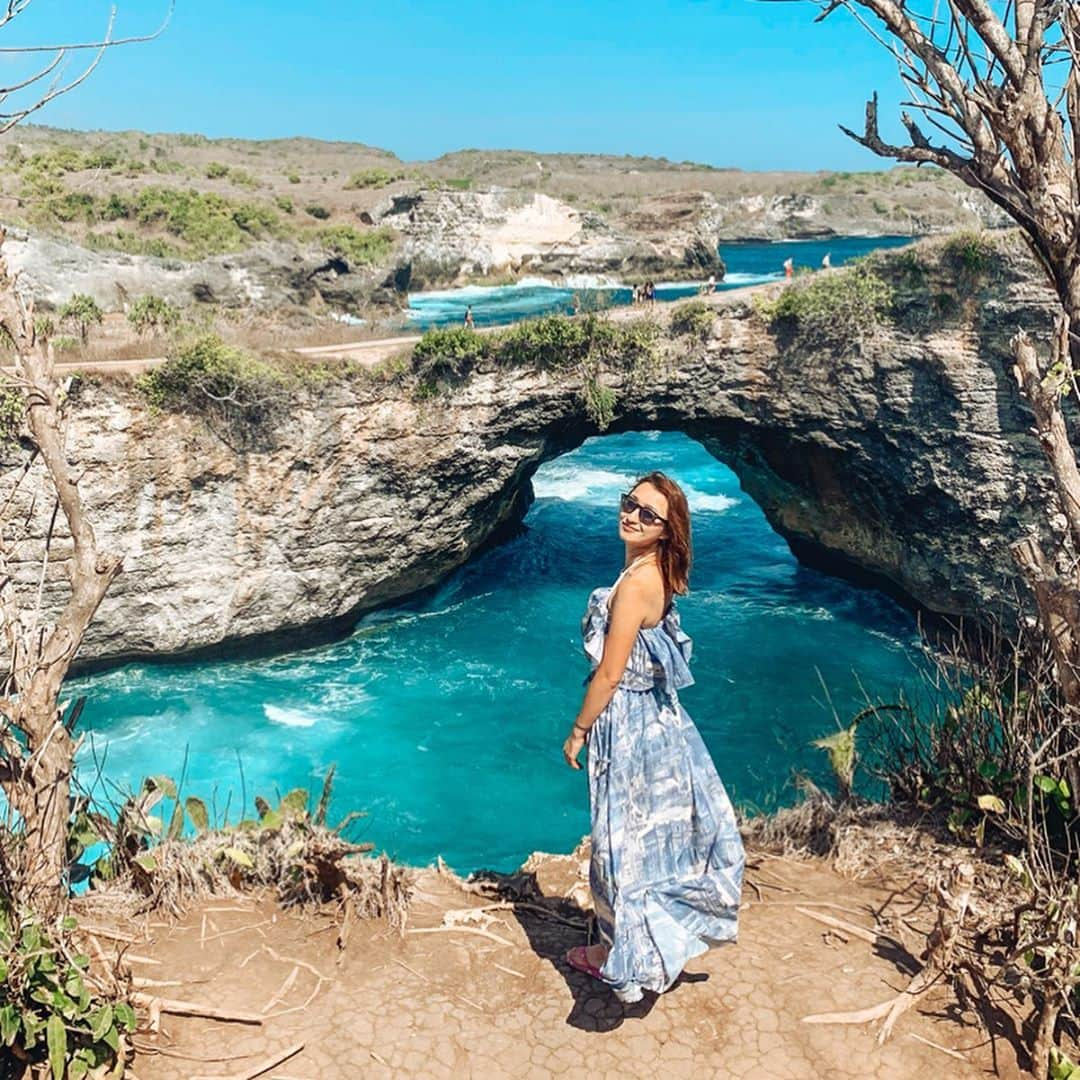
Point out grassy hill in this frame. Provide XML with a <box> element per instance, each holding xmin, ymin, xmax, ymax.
<box><xmin>0</xmin><ymin>125</ymin><xmax>996</xmax><ymax>264</ymax></box>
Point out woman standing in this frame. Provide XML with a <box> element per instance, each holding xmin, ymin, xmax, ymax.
<box><xmin>562</xmin><ymin>471</ymin><xmax>744</xmax><ymax>1004</ymax></box>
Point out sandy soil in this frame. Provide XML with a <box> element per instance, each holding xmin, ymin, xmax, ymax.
<box><xmin>100</xmin><ymin>849</ymin><xmax>1025</xmax><ymax>1080</ymax></box>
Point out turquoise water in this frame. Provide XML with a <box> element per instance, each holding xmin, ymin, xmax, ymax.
<box><xmin>68</xmin><ymin>432</ymin><xmax>924</xmax><ymax>874</ymax></box>
<box><xmin>407</xmin><ymin>235</ymin><xmax>915</xmax><ymax>329</ymax></box>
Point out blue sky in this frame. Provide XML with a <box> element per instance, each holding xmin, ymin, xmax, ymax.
<box><xmin>8</xmin><ymin>1</ymin><xmax>909</xmax><ymax>170</ymax></box>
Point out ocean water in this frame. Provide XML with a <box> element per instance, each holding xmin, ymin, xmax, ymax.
<box><xmin>67</xmin><ymin>432</ymin><xmax>925</xmax><ymax>875</ymax></box>
<box><xmin>406</xmin><ymin>235</ymin><xmax>915</xmax><ymax>329</ymax></box>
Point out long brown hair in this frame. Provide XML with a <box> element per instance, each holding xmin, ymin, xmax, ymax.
<box><xmin>633</xmin><ymin>471</ymin><xmax>691</xmax><ymax>603</ymax></box>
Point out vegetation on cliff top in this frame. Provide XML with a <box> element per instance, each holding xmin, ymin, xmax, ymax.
<box><xmin>410</xmin><ymin>313</ymin><xmax>659</xmax><ymax>430</ymax></box>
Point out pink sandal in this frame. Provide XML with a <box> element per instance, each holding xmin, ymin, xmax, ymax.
<box><xmin>565</xmin><ymin>945</ymin><xmax>605</xmax><ymax>980</ymax></box>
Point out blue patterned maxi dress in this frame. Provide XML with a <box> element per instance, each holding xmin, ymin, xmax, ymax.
<box><xmin>581</xmin><ymin>576</ymin><xmax>745</xmax><ymax>1003</ymax></box>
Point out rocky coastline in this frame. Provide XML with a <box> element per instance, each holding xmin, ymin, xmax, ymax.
<box><xmin>1</xmin><ymin>231</ymin><xmax>1062</xmax><ymax>672</ymax></box>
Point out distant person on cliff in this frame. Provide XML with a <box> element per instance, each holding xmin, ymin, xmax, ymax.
<box><xmin>645</xmin><ymin>280</ymin><xmax>656</xmax><ymax>307</ymax></box>
<box><xmin>463</xmin><ymin>305</ymin><xmax>475</xmax><ymax>329</ymax></box>
<box><xmin>821</xmin><ymin>252</ymin><xmax>832</xmax><ymax>270</ymax></box>
<box><xmin>562</xmin><ymin>472</ymin><xmax>745</xmax><ymax>1004</ymax></box>
<box><xmin>783</xmin><ymin>256</ymin><xmax>794</xmax><ymax>279</ymax></box>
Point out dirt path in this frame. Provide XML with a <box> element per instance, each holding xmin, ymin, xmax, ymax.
<box><xmin>108</xmin><ymin>850</ymin><xmax>1023</xmax><ymax>1079</ymax></box>
<box><xmin>35</xmin><ymin>282</ymin><xmax>779</xmax><ymax>379</ymax></box>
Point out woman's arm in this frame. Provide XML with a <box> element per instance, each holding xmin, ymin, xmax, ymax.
<box><xmin>563</xmin><ymin>577</ymin><xmax>650</xmax><ymax>769</ymax></box>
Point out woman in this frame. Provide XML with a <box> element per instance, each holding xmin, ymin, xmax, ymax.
<box><xmin>562</xmin><ymin>471</ymin><xmax>744</xmax><ymax>1004</ymax></box>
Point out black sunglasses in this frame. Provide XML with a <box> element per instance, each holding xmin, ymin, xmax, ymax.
<box><xmin>620</xmin><ymin>492</ymin><xmax>667</xmax><ymax>527</ymax></box>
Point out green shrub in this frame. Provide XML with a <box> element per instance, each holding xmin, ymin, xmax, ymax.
<box><xmin>754</xmin><ymin>263</ymin><xmax>894</xmax><ymax>350</ymax></box>
<box><xmin>669</xmin><ymin>300</ymin><xmax>714</xmax><ymax>341</ymax></box>
<box><xmin>58</xmin><ymin>294</ymin><xmax>103</xmax><ymax>343</ymax></box>
<box><xmin>314</xmin><ymin>224</ymin><xmax>395</xmax><ymax>265</ymax></box>
<box><xmin>942</xmin><ymin>230</ymin><xmax>996</xmax><ymax>279</ymax></box>
<box><xmin>127</xmin><ymin>294</ymin><xmax>181</xmax><ymax>336</ymax></box>
<box><xmin>343</xmin><ymin>167</ymin><xmax>403</xmax><ymax>190</ymax></box>
<box><xmin>412</xmin><ymin>327</ymin><xmax>489</xmax><ymax>382</ymax></box>
<box><xmin>287</xmin><ymin>172</ymin><xmax>301</xmax><ymax>184</ymax></box>
<box><xmin>124</xmin><ymin>186</ymin><xmax>279</xmax><ymax>256</ymax></box>
<box><xmin>228</xmin><ymin>167</ymin><xmax>260</xmax><ymax>189</ymax></box>
<box><xmin>138</xmin><ymin>334</ymin><xmax>291</xmax><ymax>443</ymax></box>
<box><xmin>0</xmin><ymin>382</ymin><xmax>23</xmax><ymax>442</ymax></box>
<box><xmin>52</xmin><ymin>335</ymin><xmax>81</xmax><ymax>353</ymax></box>
<box><xmin>0</xmin><ymin>908</ymin><xmax>137</xmax><ymax>1077</ymax></box>
<box><xmin>305</xmin><ymin>204</ymin><xmax>331</xmax><ymax>220</ymax></box>
<box><xmin>205</xmin><ymin>161</ymin><xmax>229</xmax><ymax>179</ymax></box>
<box><xmin>274</xmin><ymin>195</ymin><xmax>294</xmax><ymax>214</ymax></box>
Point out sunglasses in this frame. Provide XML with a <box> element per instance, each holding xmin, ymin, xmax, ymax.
<box><xmin>619</xmin><ymin>492</ymin><xmax>668</xmax><ymax>527</ymax></box>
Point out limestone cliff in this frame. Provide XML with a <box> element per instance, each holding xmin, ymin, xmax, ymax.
<box><xmin>378</xmin><ymin>189</ymin><xmax>726</xmax><ymax>290</ymax></box>
<box><xmin>6</xmin><ymin>232</ymin><xmax>1063</xmax><ymax>671</ymax></box>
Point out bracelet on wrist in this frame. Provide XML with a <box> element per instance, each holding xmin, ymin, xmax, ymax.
<box><xmin>573</xmin><ymin>722</ymin><xmax>590</xmax><ymax>736</ymax></box>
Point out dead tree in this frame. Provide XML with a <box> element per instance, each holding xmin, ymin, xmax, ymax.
<box><xmin>793</xmin><ymin>1</ymin><xmax>1080</xmax><ymax>1071</ymax></box>
<box><xmin>0</xmin><ymin>236</ymin><xmax>123</xmax><ymax>914</ymax></box>
<box><xmin>798</xmin><ymin>0</ymin><xmax>1080</xmax><ymax>787</ymax></box>
<box><xmin>0</xmin><ymin>3</ymin><xmax>169</xmax><ymax>915</ymax></box>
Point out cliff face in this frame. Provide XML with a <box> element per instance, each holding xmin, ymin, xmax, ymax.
<box><xmin>8</xmin><ymin>233</ymin><xmax>1061</xmax><ymax>671</ymax></box>
<box><xmin>378</xmin><ymin>189</ymin><xmax>726</xmax><ymax>289</ymax></box>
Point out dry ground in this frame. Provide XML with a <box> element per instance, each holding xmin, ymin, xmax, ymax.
<box><xmin>89</xmin><ymin>848</ymin><xmax>1026</xmax><ymax>1080</ymax></box>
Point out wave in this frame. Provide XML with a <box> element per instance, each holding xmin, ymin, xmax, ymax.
<box><xmin>532</xmin><ymin>465</ymin><xmax>633</xmax><ymax>502</ymax></box>
<box><xmin>686</xmin><ymin>489</ymin><xmax>738</xmax><ymax>513</ymax></box>
<box><xmin>721</xmin><ymin>271</ymin><xmax>784</xmax><ymax>286</ymax></box>
<box><xmin>264</xmin><ymin>703</ymin><xmax>319</xmax><ymax>728</ymax></box>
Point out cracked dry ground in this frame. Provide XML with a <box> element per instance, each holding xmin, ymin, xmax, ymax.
<box><xmin>117</xmin><ymin>854</ymin><xmax>1025</xmax><ymax>1080</ymax></box>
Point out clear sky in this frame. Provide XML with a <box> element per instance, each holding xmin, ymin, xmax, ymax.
<box><xmin>7</xmin><ymin>1</ymin><xmax>910</xmax><ymax>171</ymax></box>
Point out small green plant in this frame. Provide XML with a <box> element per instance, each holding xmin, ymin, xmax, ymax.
<box><xmin>127</xmin><ymin>294</ymin><xmax>181</xmax><ymax>337</ymax></box>
<box><xmin>0</xmin><ymin>907</ymin><xmax>137</xmax><ymax>1078</ymax></box>
<box><xmin>754</xmin><ymin>263</ymin><xmax>894</xmax><ymax>351</ymax></box>
<box><xmin>33</xmin><ymin>316</ymin><xmax>55</xmax><ymax>340</ymax></box>
<box><xmin>51</xmin><ymin>335</ymin><xmax>81</xmax><ymax>353</ymax></box>
<box><xmin>58</xmin><ymin>294</ymin><xmax>104</xmax><ymax>344</ymax></box>
<box><xmin>314</xmin><ymin>225</ymin><xmax>395</xmax><ymax>265</ymax></box>
<box><xmin>669</xmin><ymin>300</ymin><xmax>714</xmax><ymax>341</ymax></box>
<box><xmin>305</xmin><ymin>203</ymin><xmax>331</xmax><ymax>220</ymax></box>
<box><xmin>0</xmin><ymin>381</ymin><xmax>23</xmax><ymax>443</ymax></box>
<box><xmin>274</xmin><ymin>195</ymin><xmax>294</xmax><ymax>214</ymax></box>
<box><xmin>942</xmin><ymin>230</ymin><xmax>996</xmax><ymax>281</ymax></box>
<box><xmin>343</xmin><ymin>167</ymin><xmax>403</xmax><ymax>190</ymax></box>
<box><xmin>582</xmin><ymin>376</ymin><xmax>617</xmax><ymax>430</ymax></box>
<box><xmin>412</xmin><ymin>326</ymin><xmax>489</xmax><ymax>383</ymax></box>
<box><xmin>286</xmin><ymin>172</ymin><xmax>301</xmax><ymax>184</ymax></box>
<box><xmin>204</xmin><ymin>161</ymin><xmax>229</xmax><ymax>179</ymax></box>
<box><xmin>138</xmin><ymin>334</ymin><xmax>290</xmax><ymax>445</ymax></box>
<box><xmin>227</xmin><ymin>167</ymin><xmax>260</xmax><ymax>189</ymax></box>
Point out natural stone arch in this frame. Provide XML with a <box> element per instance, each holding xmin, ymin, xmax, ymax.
<box><xmin>15</xmin><ymin>236</ymin><xmax>1057</xmax><ymax>673</ymax></box>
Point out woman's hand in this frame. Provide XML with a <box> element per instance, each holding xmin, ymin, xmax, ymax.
<box><xmin>563</xmin><ymin>728</ymin><xmax>587</xmax><ymax>770</ymax></box>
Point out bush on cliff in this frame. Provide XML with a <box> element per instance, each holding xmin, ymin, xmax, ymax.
<box><xmin>670</xmin><ymin>300</ymin><xmax>714</xmax><ymax>341</ymax></box>
<box><xmin>312</xmin><ymin>224</ymin><xmax>395</xmax><ymax>266</ymax></box>
<box><xmin>412</xmin><ymin>326</ymin><xmax>490</xmax><ymax>383</ymax></box>
<box><xmin>754</xmin><ymin>263</ymin><xmax>893</xmax><ymax>350</ymax></box>
<box><xmin>138</xmin><ymin>334</ymin><xmax>291</xmax><ymax>445</ymax></box>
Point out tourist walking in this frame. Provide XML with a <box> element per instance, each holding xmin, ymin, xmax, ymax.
<box><xmin>562</xmin><ymin>472</ymin><xmax>745</xmax><ymax>1004</ymax></box>
<box><xmin>783</xmin><ymin>256</ymin><xmax>794</xmax><ymax>279</ymax></box>
<box><xmin>463</xmin><ymin>305</ymin><xmax>475</xmax><ymax>329</ymax></box>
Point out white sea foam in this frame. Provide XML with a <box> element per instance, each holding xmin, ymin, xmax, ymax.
<box><xmin>264</xmin><ymin>703</ymin><xmax>318</xmax><ymax>728</ymax></box>
<box><xmin>532</xmin><ymin>466</ymin><xmax>633</xmax><ymax>502</ymax></box>
<box><xmin>686</xmin><ymin>489</ymin><xmax>738</xmax><ymax>513</ymax></box>
<box><xmin>721</xmin><ymin>272</ymin><xmax>784</xmax><ymax>286</ymax></box>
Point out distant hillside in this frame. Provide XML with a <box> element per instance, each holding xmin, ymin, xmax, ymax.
<box><xmin>0</xmin><ymin>125</ymin><xmax>1005</xmax><ymax>262</ymax></box>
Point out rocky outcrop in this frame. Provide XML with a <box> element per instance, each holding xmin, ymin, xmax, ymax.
<box><xmin>706</xmin><ymin>189</ymin><xmax>1011</xmax><ymax>241</ymax></box>
<box><xmin>6</xmin><ymin>232</ymin><xmax>1062</xmax><ymax>671</ymax></box>
<box><xmin>379</xmin><ymin>189</ymin><xmax>726</xmax><ymax>289</ymax></box>
<box><xmin>1</xmin><ymin>230</ymin><xmax>393</xmax><ymax>314</ymax></box>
